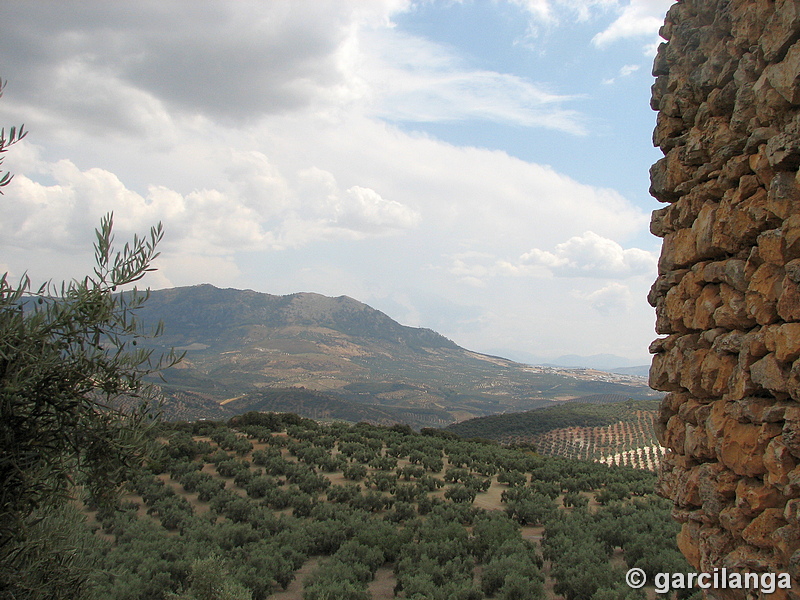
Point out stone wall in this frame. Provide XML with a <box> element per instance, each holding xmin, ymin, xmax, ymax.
<box><xmin>648</xmin><ymin>0</ymin><xmax>800</xmax><ymax>598</ymax></box>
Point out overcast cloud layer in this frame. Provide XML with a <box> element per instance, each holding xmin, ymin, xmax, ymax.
<box><xmin>0</xmin><ymin>0</ymin><xmax>674</xmax><ymax>364</ymax></box>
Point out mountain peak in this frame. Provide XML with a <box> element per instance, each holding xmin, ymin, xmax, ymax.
<box><xmin>137</xmin><ymin>284</ymin><xmax>658</xmax><ymax>425</ymax></box>
<box><xmin>140</xmin><ymin>284</ymin><xmax>457</xmax><ymax>350</ymax></box>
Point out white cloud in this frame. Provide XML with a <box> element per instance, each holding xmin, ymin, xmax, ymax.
<box><xmin>222</xmin><ymin>150</ymin><xmax>292</xmax><ymax>219</ymax></box>
<box><xmin>520</xmin><ymin>231</ymin><xmax>657</xmax><ymax>277</ymax></box>
<box><xmin>0</xmin><ymin>1</ymin><xmax>406</xmax><ymax>131</ymax></box>
<box><xmin>288</xmin><ymin>167</ymin><xmax>420</xmax><ymax>244</ymax></box>
<box><xmin>592</xmin><ymin>0</ymin><xmax>674</xmax><ymax>48</ymax></box>
<box><xmin>0</xmin><ymin>1</ymin><xmax>662</xmax><ymax>363</ymax></box>
<box><xmin>1</xmin><ymin>1</ymin><xmax>588</xmax><ymax>135</ymax></box>
<box><xmin>1</xmin><ymin>148</ymin><xmax>420</xmax><ymax>266</ymax></box>
<box><xmin>4</xmin><ymin>163</ymin><xmax>271</xmax><ymax>255</ymax></box>
<box><xmin>511</xmin><ymin>0</ymin><xmax>557</xmax><ymax>24</ymax></box>
<box><xmin>447</xmin><ymin>252</ymin><xmax>497</xmax><ymax>287</ymax></box>
<box><xmin>602</xmin><ymin>63</ymin><xmax>641</xmax><ymax>84</ymax></box>
<box><xmin>620</xmin><ymin>64</ymin><xmax>641</xmax><ymax>77</ymax></box>
<box><xmin>511</xmin><ymin>0</ymin><xmax>673</xmax><ymax>51</ymax></box>
<box><xmin>337</xmin><ymin>186</ymin><xmax>421</xmax><ymax>231</ymax></box>
<box><xmin>579</xmin><ymin>282</ymin><xmax>634</xmax><ymax>315</ymax></box>
<box><xmin>360</xmin><ymin>29</ymin><xmax>586</xmax><ymax>134</ymax></box>
<box><xmin>511</xmin><ymin>0</ymin><xmax>619</xmax><ymax>28</ymax></box>
<box><xmin>443</xmin><ymin>230</ymin><xmax>655</xmax><ymax>289</ymax></box>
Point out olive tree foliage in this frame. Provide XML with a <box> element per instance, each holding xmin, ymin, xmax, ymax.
<box><xmin>0</xmin><ymin>502</ymin><xmax>104</xmax><ymax>600</ymax></box>
<box><xmin>0</xmin><ymin>213</ymin><xmax>182</xmax><ymax>597</ymax></box>
<box><xmin>0</xmin><ymin>78</ymin><xmax>27</xmax><ymax>193</ymax></box>
<box><xmin>166</xmin><ymin>555</ymin><xmax>251</xmax><ymax>600</ymax></box>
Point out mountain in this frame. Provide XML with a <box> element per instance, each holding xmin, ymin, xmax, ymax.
<box><xmin>487</xmin><ymin>349</ymin><xmax>651</xmax><ymax>375</ymax></box>
<box><xmin>547</xmin><ymin>354</ymin><xmax>646</xmax><ymax>370</ymax></box>
<box><xmin>135</xmin><ymin>284</ymin><xmax>659</xmax><ymax>426</ymax></box>
<box><xmin>136</xmin><ymin>284</ymin><xmax>456</xmax><ymax>352</ymax></box>
<box><xmin>608</xmin><ymin>365</ymin><xmax>651</xmax><ymax>377</ymax></box>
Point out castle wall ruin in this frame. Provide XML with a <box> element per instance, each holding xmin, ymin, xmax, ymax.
<box><xmin>649</xmin><ymin>1</ymin><xmax>800</xmax><ymax>598</ymax></box>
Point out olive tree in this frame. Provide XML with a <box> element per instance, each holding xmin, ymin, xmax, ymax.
<box><xmin>0</xmin><ymin>78</ymin><xmax>27</xmax><ymax>193</ymax></box>
<box><xmin>0</xmin><ymin>213</ymin><xmax>181</xmax><ymax>597</ymax></box>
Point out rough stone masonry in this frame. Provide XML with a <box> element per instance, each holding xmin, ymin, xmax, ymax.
<box><xmin>648</xmin><ymin>0</ymin><xmax>800</xmax><ymax>598</ymax></box>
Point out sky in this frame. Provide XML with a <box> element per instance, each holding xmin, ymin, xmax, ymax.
<box><xmin>0</xmin><ymin>0</ymin><xmax>676</xmax><ymax>366</ymax></box>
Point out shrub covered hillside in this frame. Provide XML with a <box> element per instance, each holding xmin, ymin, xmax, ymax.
<box><xmin>79</xmin><ymin>412</ymin><xmax>697</xmax><ymax>600</ymax></box>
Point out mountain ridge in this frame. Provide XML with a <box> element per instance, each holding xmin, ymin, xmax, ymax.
<box><xmin>138</xmin><ymin>283</ymin><xmax>458</xmax><ymax>351</ymax></box>
<box><xmin>134</xmin><ymin>284</ymin><xmax>659</xmax><ymax>426</ymax></box>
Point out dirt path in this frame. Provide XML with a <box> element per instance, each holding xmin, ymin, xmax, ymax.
<box><xmin>267</xmin><ymin>557</ymin><xmax>320</xmax><ymax>600</ymax></box>
<box><xmin>472</xmin><ymin>477</ymin><xmax>505</xmax><ymax>511</ymax></box>
<box><xmin>368</xmin><ymin>566</ymin><xmax>397</xmax><ymax>600</ymax></box>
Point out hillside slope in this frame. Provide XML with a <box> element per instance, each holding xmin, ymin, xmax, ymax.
<box><xmin>446</xmin><ymin>399</ymin><xmax>664</xmax><ymax>470</ymax></box>
<box><xmin>135</xmin><ymin>284</ymin><xmax>659</xmax><ymax>426</ymax></box>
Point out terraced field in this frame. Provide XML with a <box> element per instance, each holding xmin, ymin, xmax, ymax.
<box><xmin>448</xmin><ymin>400</ymin><xmax>665</xmax><ymax>471</ymax></box>
<box><xmin>80</xmin><ymin>413</ymin><xmax>686</xmax><ymax>600</ymax></box>
<box><xmin>504</xmin><ymin>410</ymin><xmax>664</xmax><ymax>470</ymax></box>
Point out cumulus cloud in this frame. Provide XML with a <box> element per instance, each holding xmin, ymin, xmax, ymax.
<box><xmin>1</xmin><ymin>149</ymin><xmax>419</xmax><ymax>263</ymax></box>
<box><xmin>5</xmin><ymin>162</ymin><xmax>271</xmax><ymax>254</ymax></box>
<box><xmin>0</xmin><ymin>1</ymin><xmax>405</xmax><ymax>130</ymax></box>
<box><xmin>0</xmin><ymin>1</ymin><xmax>662</xmax><ymax>362</ymax></box>
<box><xmin>447</xmin><ymin>252</ymin><xmax>497</xmax><ymax>288</ymax></box>
<box><xmin>222</xmin><ymin>150</ymin><xmax>291</xmax><ymax>219</ymax></box>
<box><xmin>444</xmin><ymin>230</ymin><xmax>655</xmax><ymax>288</ymax></box>
<box><xmin>520</xmin><ymin>231</ymin><xmax>657</xmax><ymax>277</ymax></box>
<box><xmin>289</xmin><ymin>167</ymin><xmax>420</xmax><ymax>243</ymax></box>
<box><xmin>579</xmin><ymin>282</ymin><xmax>634</xmax><ymax>315</ymax></box>
<box><xmin>337</xmin><ymin>186</ymin><xmax>421</xmax><ymax>231</ymax></box>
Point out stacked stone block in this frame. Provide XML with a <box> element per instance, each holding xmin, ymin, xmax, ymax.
<box><xmin>649</xmin><ymin>1</ymin><xmax>800</xmax><ymax>597</ymax></box>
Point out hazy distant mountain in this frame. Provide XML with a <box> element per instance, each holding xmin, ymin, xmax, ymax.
<box><xmin>484</xmin><ymin>349</ymin><xmax>551</xmax><ymax>366</ymax></box>
<box><xmin>485</xmin><ymin>349</ymin><xmax>649</xmax><ymax>371</ymax></box>
<box><xmin>549</xmin><ymin>353</ymin><xmax>646</xmax><ymax>370</ymax></box>
<box><xmin>135</xmin><ymin>284</ymin><xmax>659</xmax><ymax>426</ymax></box>
<box><xmin>608</xmin><ymin>365</ymin><xmax>651</xmax><ymax>377</ymax></box>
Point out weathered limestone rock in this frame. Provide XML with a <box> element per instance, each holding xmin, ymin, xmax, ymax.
<box><xmin>764</xmin><ymin>436</ymin><xmax>797</xmax><ymax>488</ymax></box>
<box><xmin>678</xmin><ymin>520</ymin><xmax>704</xmax><ymax>567</ymax></box>
<box><xmin>650</xmin><ymin>1</ymin><xmax>800</xmax><ymax>596</ymax></box>
<box><xmin>735</xmin><ymin>477</ymin><xmax>785</xmax><ymax>515</ymax></box>
<box><xmin>773</xmin><ymin>323</ymin><xmax>800</xmax><ymax>361</ymax></box>
<box><xmin>749</xmin><ymin>353</ymin><xmax>790</xmax><ymax>395</ymax></box>
<box><xmin>741</xmin><ymin>508</ymin><xmax>786</xmax><ymax>549</ymax></box>
<box><xmin>746</xmin><ymin>263</ymin><xmax>784</xmax><ymax>325</ymax></box>
<box><xmin>765</xmin><ymin>41</ymin><xmax>800</xmax><ymax>105</ymax></box>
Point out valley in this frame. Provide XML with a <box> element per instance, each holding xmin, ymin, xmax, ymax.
<box><xmin>80</xmin><ymin>414</ymin><xmax>688</xmax><ymax>600</ymax></box>
<box><xmin>134</xmin><ymin>284</ymin><xmax>659</xmax><ymax>428</ymax></box>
